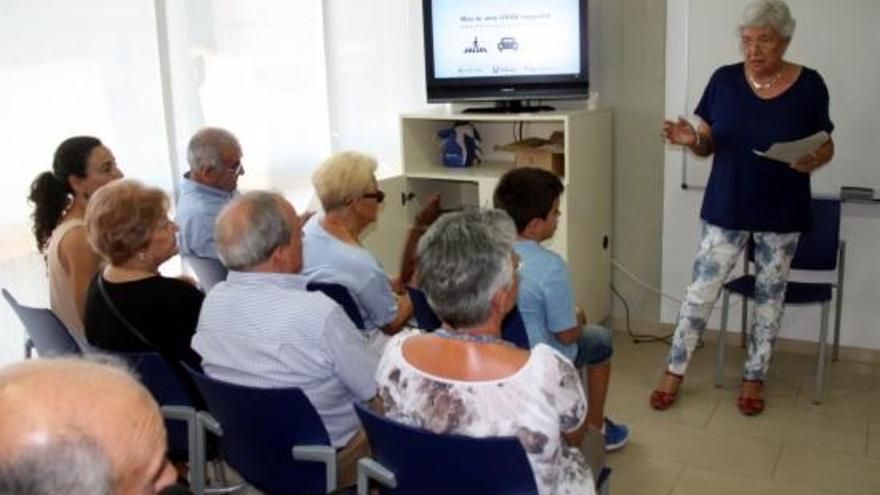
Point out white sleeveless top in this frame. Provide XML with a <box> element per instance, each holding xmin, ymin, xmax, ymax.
<box><xmin>46</xmin><ymin>218</ymin><xmax>87</xmax><ymax>337</ymax></box>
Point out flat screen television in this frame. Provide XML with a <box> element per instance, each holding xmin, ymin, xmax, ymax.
<box><xmin>422</xmin><ymin>0</ymin><xmax>589</xmax><ymax>112</ymax></box>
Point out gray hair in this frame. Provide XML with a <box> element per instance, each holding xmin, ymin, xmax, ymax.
<box><xmin>416</xmin><ymin>208</ymin><xmax>517</xmax><ymax>329</ymax></box>
<box><xmin>215</xmin><ymin>191</ymin><xmax>292</xmax><ymax>270</ymax></box>
<box><xmin>0</xmin><ymin>437</ymin><xmax>112</xmax><ymax>495</ymax></box>
<box><xmin>187</xmin><ymin>127</ymin><xmax>240</xmax><ymax>172</ymax></box>
<box><xmin>740</xmin><ymin>0</ymin><xmax>795</xmax><ymax>39</ymax></box>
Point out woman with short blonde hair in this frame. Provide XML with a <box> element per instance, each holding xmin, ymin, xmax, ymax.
<box><xmin>302</xmin><ymin>151</ymin><xmax>441</xmax><ymax>349</ymax></box>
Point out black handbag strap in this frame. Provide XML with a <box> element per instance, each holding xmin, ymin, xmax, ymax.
<box><xmin>96</xmin><ymin>274</ymin><xmax>156</xmax><ymax>349</ymax></box>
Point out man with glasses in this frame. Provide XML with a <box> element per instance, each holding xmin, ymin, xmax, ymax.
<box><xmin>176</xmin><ymin>127</ymin><xmax>244</xmax><ymax>290</ymax></box>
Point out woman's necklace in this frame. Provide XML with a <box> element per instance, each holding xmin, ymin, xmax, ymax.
<box><xmin>434</xmin><ymin>328</ymin><xmax>517</xmax><ymax>348</ymax></box>
<box><xmin>749</xmin><ymin>68</ymin><xmax>784</xmax><ymax>91</ymax></box>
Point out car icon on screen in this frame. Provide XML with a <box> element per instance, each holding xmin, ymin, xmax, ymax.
<box><xmin>497</xmin><ymin>37</ymin><xmax>519</xmax><ymax>52</ymax></box>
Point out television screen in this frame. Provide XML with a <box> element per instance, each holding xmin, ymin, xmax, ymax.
<box><xmin>423</xmin><ymin>0</ymin><xmax>589</xmax><ymax>106</ymax></box>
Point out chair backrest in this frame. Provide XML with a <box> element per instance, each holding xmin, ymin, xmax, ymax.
<box><xmin>96</xmin><ymin>350</ymin><xmax>197</xmax><ymax>457</ymax></box>
<box><xmin>186</xmin><ymin>368</ymin><xmax>333</xmax><ymax>495</ymax></box>
<box><xmin>792</xmin><ymin>198</ymin><xmax>842</xmax><ymax>270</ymax></box>
<box><xmin>406</xmin><ymin>286</ymin><xmax>442</xmax><ymax>330</ymax></box>
<box><xmin>354</xmin><ymin>403</ymin><xmax>538</xmax><ymax>495</ymax></box>
<box><xmin>747</xmin><ymin>198</ymin><xmax>841</xmax><ymax>271</ymax></box>
<box><xmin>183</xmin><ymin>256</ymin><xmax>228</xmax><ymax>292</ymax></box>
<box><xmin>307</xmin><ymin>281</ymin><xmax>366</xmax><ymax>330</ymax></box>
<box><xmin>501</xmin><ymin>306</ymin><xmax>531</xmax><ymax>349</ymax></box>
<box><xmin>403</xmin><ymin>286</ymin><xmax>530</xmax><ymax>349</ymax></box>
<box><xmin>113</xmin><ymin>351</ymin><xmax>195</xmax><ymax>408</ymax></box>
<box><xmin>2</xmin><ymin>289</ymin><xmax>81</xmax><ymax>357</ymax></box>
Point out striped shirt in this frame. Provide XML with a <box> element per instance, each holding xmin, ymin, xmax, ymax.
<box><xmin>192</xmin><ymin>270</ymin><xmax>379</xmax><ymax>447</ymax></box>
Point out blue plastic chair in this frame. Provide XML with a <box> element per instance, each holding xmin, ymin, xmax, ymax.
<box><xmin>2</xmin><ymin>288</ymin><xmax>81</xmax><ymax>358</ymax></box>
<box><xmin>405</xmin><ymin>286</ymin><xmax>441</xmax><ymax>330</ymax></box>
<box><xmin>501</xmin><ymin>306</ymin><xmax>532</xmax><ymax>349</ymax></box>
<box><xmin>91</xmin><ymin>350</ymin><xmax>208</xmax><ymax>493</ymax></box>
<box><xmin>406</xmin><ymin>286</ymin><xmax>530</xmax><ymax>349</ymax></box>
<box><xmin>307</xmin><ymin>281</ymin><xmax>366</xmax><ymax>330</ymax></box>
<box><xmin>354</xmin><ymin>403</ymin><xmax>612</xmax><ymax>495</ymax></box>
<box><xmin>716</xmin><ymin>198</ymin><xmax>846</xmax><ymax>403</ymax></box>
<box><xmin>186</xmin><ymin>367</ymin><xmax>338</xmax><ymax>495</ymax></box>
<box><xmin>353</xmin><ymin>402</ymin><xmax>538</xmax><ymax>494</ymax></box>
<box><xmin>182</xmin><ymin>256</ymin><xmax>228</xmax><ymax>293</ymax></box>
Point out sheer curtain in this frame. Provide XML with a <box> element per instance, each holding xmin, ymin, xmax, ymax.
<box><xmin>323</xmin><ymin>0</ymin><xmax>427</xmax><ymax>177</ymax></box>
<box><xmin>167</xmin><ymin>0</ymin><xmax>331</xmax><ymax>211</ymax></box>
<box><xmin>0</xmin><ymin>1</ymin><xmax>173</xmax><ymax>365</ymax></box>
<box><xmin>0</xmin><ymin>1</ymin><xmax>422</xmax><ymax>365</ymax></box>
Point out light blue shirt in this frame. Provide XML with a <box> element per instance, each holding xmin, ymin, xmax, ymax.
<box><xmin>192</xmin><ymin>271</ymin><xmax>379</xmax><ymax>447</ymax></box>
<box><xmin>514</xmin><ymin>239</ymin><xmax>578</xmax><ymax>361</ymax></box>
<box><xmin>301</xmin><ymin>216</ymin><xmax>398</xmax><ymax>331</ymax></box>
<box><xmin>175</xmin><ymin>174</ymin><xmax>235</xmax><ymax>259</ymax></box>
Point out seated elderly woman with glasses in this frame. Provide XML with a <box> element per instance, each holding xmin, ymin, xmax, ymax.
<box><xmin>303</xmin><ymin>151</ymin><xmax>440</xmax><ymax>350</ymax></box>
<box><xmin>376</xmin><ymin>209</ymin><xmax>605</xmax><ymax>495</ymax></box>
<box><xmin>83</xmin><ymin>179</ymin><xmax>203</xmax><ymax>368</ymax></box>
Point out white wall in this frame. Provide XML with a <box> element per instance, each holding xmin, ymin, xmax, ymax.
<box><xmin>663</xmin><ymin>0</ymin><xmax>880</xmax><ymax>350</ymax></box>
<box><xmin>593</xmin><ymin>0</ymin><xmax>666</xmax><ymax>322</ymax></box>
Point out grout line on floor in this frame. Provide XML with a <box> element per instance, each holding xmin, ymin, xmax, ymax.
<box><xmin>665</xmin><ymin>462</ymin><xmax>688</xmax><ymax>495</ymax></box>
<box><xmin>769</xmin><ymin>440</ymin><xmax>785</xmax><ymax>480</ymax></box>
<box><xmin>701</xmin><ymin>395</ymin><xmax>721</xmax><ymax>429</ymax></box>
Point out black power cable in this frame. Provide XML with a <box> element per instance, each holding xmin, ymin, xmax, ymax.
<box><xmin>610</xmin><ymin>282</ymin><xmax>703</xmax><ymax>349</ymax></box>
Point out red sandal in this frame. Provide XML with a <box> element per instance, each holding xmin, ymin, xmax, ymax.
<box><xmin>737</xmin><ymin>379</ymin><xmax>765</xmax><ymax>416</ymax></box>
<box><xmin>650</xmin><ymin>371</ymin><xmax>684</xmax><ymax>411</ymax></box>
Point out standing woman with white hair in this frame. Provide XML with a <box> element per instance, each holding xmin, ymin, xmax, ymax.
<box><xmin>653</xmin><ymin>0</ymin><xmax>835</xmax><ymax>415</ymax></box>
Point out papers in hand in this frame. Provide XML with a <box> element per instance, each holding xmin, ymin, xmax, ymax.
<box><xmin>753</xmin><ymin>131</ymin><xmax>829</xmax><ymax>164</ymax></box>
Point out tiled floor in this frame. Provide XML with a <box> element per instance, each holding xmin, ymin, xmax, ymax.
<box><xmin>605</xmin><ymin>332</ymin><xmax>880</xmax><ymax>495</ymax></box>
<box><xmin>235</xmin><ymin>331</ymin><xmax>880</xmax><ymax>494</ymax></box>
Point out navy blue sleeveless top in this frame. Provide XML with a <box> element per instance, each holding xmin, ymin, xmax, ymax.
<box><xmin>696</xmin><ymin>63</ymin><xmax>834</xmax><ymax>232</ymax></box>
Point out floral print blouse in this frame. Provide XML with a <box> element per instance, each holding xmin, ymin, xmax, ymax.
<box><xmin>376</xmin><ymin>332</ymin><xmax>594</xmax><ymax>495</ymax></box>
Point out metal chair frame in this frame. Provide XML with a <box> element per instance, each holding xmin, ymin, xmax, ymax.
<box><xmin>715</xmin><ymin>199</ymin><xmax>846</xmax><ymax>404</ymax></box>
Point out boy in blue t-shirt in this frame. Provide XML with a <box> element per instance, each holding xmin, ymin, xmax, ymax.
<box><xmin>494</xmin><ymin>167</ymin><xmax>629</xmax><ymax>451</ymax></box>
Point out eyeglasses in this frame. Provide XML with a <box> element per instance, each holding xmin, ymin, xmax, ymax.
<box><xmin>362</xmin><ymin>190</ymin><xmax>385</xmax><ymax>203</ymax></box>
<box><xmin>226</xmin><ymin>162</ymin><xmax>244</xmax><ymax>176</ymax></box>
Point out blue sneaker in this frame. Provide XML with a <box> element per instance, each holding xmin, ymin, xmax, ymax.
<box><xmin>603</xmin><ymin>417</ymin><xmax>629</xmax><ymax>451</ymax></box>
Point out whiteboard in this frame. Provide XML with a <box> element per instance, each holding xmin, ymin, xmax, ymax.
<box><xmin>677</xmin><ymin>0</ymin><xmax>880</xmax><ymax>195</ymax></box>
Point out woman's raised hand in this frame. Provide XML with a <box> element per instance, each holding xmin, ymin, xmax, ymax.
<box><xmin>663</xmin><ymin>117</ymin><xmax>698</xmax><ymax>146</ymax></box>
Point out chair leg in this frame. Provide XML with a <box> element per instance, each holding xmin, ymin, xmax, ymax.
<box><xmin>833</xmin><ymin>240</ymin><xmax>846</xmax><ymax>362</ymax></box>
<box><xmin>191</xmin><ymin>412</ymin><xmax>206</xmax><ymax>495</ymax></box>
<box><xmin>213</xmin><ymin>460</ymin><xmax>229</xmax><ymax>485</ymax></box>
<box><xmin>832</xmin><ymin>293</ymin><xmax>842</xmax><ymax>362</ymax></box>
<box><xmin>715</xmin><ymin>290</ymin><xmax>731</xmax><ymax>388</ymax></box>
<box><xmin>598</xmin><ymin>467</ymin><xmax>611</xmax><ymax>495</ymax></box>
<box><xmin>815</xmin><ymin>302</ymin><xmax>831</xmax><ymax>404</ymax></box>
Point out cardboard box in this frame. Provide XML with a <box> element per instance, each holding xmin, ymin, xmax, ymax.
<box><xmin>495</xmin><ymin>131</ymin><xmax>565</xmax><ymax>176</ymax></box>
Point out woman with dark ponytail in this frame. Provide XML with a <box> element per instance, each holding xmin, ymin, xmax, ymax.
<box><xmin>29</xmin><ymin>136</ymin><xmax>123</xmax><ymax>337</ymax></box>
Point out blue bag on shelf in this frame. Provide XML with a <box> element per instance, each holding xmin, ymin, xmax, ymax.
<box><xmin>437</xmin><ymin>122</ymin><xmax>482</xmax><ymax>168</ymax></box>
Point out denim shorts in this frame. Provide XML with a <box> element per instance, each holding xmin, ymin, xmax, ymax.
<box><xmin>573</xmin><ymin>324</ymin><xmax>614</xmax><ymax>368</ymax></box>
